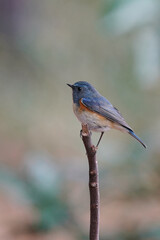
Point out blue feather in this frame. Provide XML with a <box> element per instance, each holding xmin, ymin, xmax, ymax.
<box><xmin>128</xmin><ymin>130</ymin><xmax>147</xmax><ymax>148</ymax></box>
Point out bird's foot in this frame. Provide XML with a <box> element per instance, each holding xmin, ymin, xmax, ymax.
<box><xmin>91</xmin><ymin>145</ymin><xmax>98</xmax><ymax>152</ymax></box>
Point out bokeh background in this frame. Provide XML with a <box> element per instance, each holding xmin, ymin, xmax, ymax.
<box><xmin>0</xmin><ymin>0</ymin><xmax>160</xmax><ymax>239</ymax></box>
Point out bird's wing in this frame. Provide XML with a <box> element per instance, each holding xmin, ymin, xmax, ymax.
<box><xmin>81</xmin><ymin>97</ymin><xmax>132</xmax><ymax>130</ymax></box>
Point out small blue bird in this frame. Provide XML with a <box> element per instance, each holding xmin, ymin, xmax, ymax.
<box><xmin>67</xmin><ymin>81</ymin><xmax>146</xmax><ymax>148</ymax></box>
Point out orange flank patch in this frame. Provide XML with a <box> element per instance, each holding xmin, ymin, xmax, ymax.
<box><xmin>79</xmin><ymin>99</ymin><xmax>93</xmax><ymax>113</ymax></box>
<box><xmin>79</xmin><ymin>99</ymin><xmax>113</xmax><ymax>125</ymax></box>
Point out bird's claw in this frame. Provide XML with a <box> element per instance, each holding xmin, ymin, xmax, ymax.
<box><xmin>91</xmin><ymin>145</ymin><xmax>98</xmax><ymax>152</ymax></box>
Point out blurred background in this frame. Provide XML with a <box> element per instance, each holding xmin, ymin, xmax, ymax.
<box><xmin>0</xmin><ymin>0</ymin><xmax>160</xmax><ymax>239</ymax></box>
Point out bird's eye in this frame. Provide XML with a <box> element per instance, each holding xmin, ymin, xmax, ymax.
<box><xmin>78</xmin><ymin>87</ymin><xmax>82</xmax><ymax>91</ymax></box>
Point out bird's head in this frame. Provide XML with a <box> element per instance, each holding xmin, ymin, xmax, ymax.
<box><xmin>67</xmin><ymin>81</ymin><xmax>98</xmax><ymax>104</ymax></box>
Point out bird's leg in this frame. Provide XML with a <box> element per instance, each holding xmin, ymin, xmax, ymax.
<box><xmin>96</xmin><ymin>132</ymin><xmax>104</xmax><ymax>148</ymax></box>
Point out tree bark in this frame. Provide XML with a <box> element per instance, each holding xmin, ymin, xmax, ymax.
<box><xmin>81</xmin><ymin>124</ymin><xmax>100</xmax><ymax>240</ymax></box>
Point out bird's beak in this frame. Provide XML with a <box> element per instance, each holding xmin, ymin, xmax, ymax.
<box><xmin>67</xmin><ymin>83</ymin><xmax>74</xmax><ymax>89</ymax></box>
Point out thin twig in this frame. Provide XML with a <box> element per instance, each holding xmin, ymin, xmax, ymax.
<box><xmin>81</xmin><ymin>124</ymin><xmax>100</xmax><ymax>240</ymax></box>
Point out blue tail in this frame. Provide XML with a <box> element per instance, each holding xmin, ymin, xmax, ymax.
<box><xmin>128</xmin><ymin>130</ymin><xmax>147</xmax><ymax>148</ymax></box>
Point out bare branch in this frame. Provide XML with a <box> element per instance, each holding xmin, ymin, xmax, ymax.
<box><xmin>81</xmin><ymin>124</ymin><xmax>100</xmax><ymax>240</ymax></box>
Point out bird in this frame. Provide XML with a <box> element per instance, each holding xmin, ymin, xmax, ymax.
<box><xmin>67</xmin><ymin>81</ymin><xmax>146</xmax><ymax>148</ymax></box>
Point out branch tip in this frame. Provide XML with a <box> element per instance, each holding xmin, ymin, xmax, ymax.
<box><xmin>81</xmin><ymin>124</ymin><xmax>90</xmax><ymax>136</ymax></box>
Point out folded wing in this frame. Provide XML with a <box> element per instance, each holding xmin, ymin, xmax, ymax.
<box><xmin>81</xmin><ymin>97</ymin><xmax>132</xmax><ymax>131</ymax></box>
